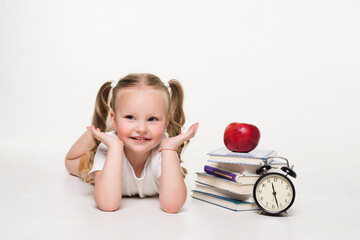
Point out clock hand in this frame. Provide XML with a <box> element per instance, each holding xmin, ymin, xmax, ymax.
<box><xmin>272</xmin><ymin>183</ymin><xmax>279</xmax><ymax>208</ymax></box>
<box><xmin>274</xmin><ymin>194</ymin><xmax>279</xmax><ymax>208</ymax></box>
<box><xmin>271</xmin><ymin>183</ymin><xmax>275</xmax><ymax>202</ymax></box>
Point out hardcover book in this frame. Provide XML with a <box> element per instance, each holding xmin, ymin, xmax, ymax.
<box><xmin>207</xmin><ymin>147</ymin><xmax>277</xmax><ymax>165</ymax></box>
<box><xmin>195</xmin><ymin>172</ymin><xmax>254</xmax><ymax>195</ymax></box>
<box><xmin>192</xmin><ymin>190</ymin><xmax>258</xmax><ymax>211</ymax></box>
<box><xmin>195</xmin><ymin>182</ymin><xmax>255</xmax><ymax>202</ymax></box>
<box><xmin>207</xmin><ymin>162</ymin><xmax>260</xmax><ymax>173</ymax></box>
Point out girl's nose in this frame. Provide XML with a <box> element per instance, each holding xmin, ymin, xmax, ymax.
<box><xmin>136</xmin><ymin>121</ymin><xmax>148</xmax><ymax>133</ymax></box>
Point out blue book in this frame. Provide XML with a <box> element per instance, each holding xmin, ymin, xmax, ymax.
<box><xmin>191</xmin><ymin>190</ymin><xmax>258</xmax><ymax>211</ymax></box>
<box><xmin>207</xmin><ymin>147</ymin><xmax>277</xmax><ymax>165</ymax></box>
<box><xmin>195</xmin><ymin>172</ymin><xmax>254</xmax><ymax>195</ymax></box>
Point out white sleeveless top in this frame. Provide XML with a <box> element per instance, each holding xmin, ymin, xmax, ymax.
<box><xmin>88</xmin><ymin>131</ymin><xmax>184</xmax><ymax>198</ymax></box>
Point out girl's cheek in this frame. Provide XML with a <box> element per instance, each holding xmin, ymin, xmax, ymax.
<box><xmin>151</xmin><ymin>124</ymin><xmax>166</xmax><ymax>137</ymax></box>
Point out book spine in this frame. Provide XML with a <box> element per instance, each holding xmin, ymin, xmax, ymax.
<box><xmin>204</xmin><ymin>165</ymin><xmax>239</xmax><ymax>183</ymax></box>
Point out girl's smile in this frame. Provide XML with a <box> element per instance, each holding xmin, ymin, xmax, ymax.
<box><xmin>130</xmin><ymin>136</ymin><xmax>151</xmax><ymax>143</ymax></box>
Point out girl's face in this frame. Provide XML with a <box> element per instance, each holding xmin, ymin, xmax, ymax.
<box><xmin>110</xmin><ymin>86</ymin><xmax>169</xmax><ymax>155</ymax></box>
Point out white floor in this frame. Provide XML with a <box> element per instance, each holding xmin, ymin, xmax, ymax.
<box><xmin>1</xmin><ymin>143</ymin><xmax>359</xmax><ymax>240</ymax></box>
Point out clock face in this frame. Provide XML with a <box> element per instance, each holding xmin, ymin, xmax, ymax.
<box><xmin>254</xmin><ymin>173</ymin><xmax>295</xmax><ymax>214</ymax></box>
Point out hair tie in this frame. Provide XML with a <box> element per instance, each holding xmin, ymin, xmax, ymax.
<box><xmin>111</xmin><ymin>81</ymin><xmax>117</xmax><ymax>89</ymax></box>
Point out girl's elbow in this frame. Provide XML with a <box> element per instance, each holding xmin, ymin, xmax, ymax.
<box><xmin>96</xmin><ymin>200</ymin><xmax>121</xmax><ymax>212</ymax></box>
<box><xmin>162</xmin><ymin>205</ymin><xmax>181</xmax><ymax>214</ymax></box>
<box><xmin>94</xmin><ymin>193</ymin><xmax>122</xmax><ymax>212</ymax></box>
<box><xmin>65</xmin><ymin>158</ymin><xmax>80</xmax><ymax>177</ymax></box>
<box><xmin>97</xmin><ymin>204</ymin><xmax>120</xmax><ymax>212</ymax></box>
<box><xmin>159</xmin><ymin>188</ymin><xmax>187</xmax><ymax>213</ymax></box>
<box><xmin>161</xmin><ymin>203</ymin><xmax>183</xmax><ymax>214</ymax></box>
<box><xmin>160</xmin><ymin>199</ymin><xmax>185</xmax><ymax>214</ymax></box>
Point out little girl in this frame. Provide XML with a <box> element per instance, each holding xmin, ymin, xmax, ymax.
<box><xmin>65</xmin><ymin>73</ymin><xmax>199</xmax><ymax>213</ymax></box>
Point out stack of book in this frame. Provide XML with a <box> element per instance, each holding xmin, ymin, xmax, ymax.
<box><xmin>191</xmin><ymin>147</ymin><xmax>278</xmax><ymax>211</ymax></box>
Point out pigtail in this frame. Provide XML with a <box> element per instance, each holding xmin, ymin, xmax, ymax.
<box><xmin>166</xmin><ymin>79</ymin><xmax>188</xmax><ymax>176</ymax></box>
<box><xmin>79</xmin><ymin>81</ymin><xmax>113</xmax><ymax>184</ymax></box>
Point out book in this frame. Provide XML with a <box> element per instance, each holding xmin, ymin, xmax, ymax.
<box><xmin>195</xmin><ymin>182</ymin><xmax>255</xmax><ymax>202</ymax></box>
<box><xmin>204</xmin><ymin>165</ymin><xmax>260</xmax><ymax>184</ymax></box>
<box><xmin>207</xmin><ymin>161</ymin><xmax>260</xmax><ymax>173</ymax></box>
<box><xmin>208</xmin><ymin>160</ymin><xmax>287</xmax><ymax>174</ymax></box>
<box><xmin>207</xmin><ymin>147</ymin><xmax>277</xmax><ymax>165</ymax></box>
<box><xmin>192</xmin><ymin>190</ymin><xmax>258</xmax><ymax>211</ymax></box>
<box><xmin>195</xmin><ymin>172</ymin><xmax>254</xmax><ymax>195</ymax></box>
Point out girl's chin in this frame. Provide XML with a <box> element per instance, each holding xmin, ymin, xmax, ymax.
<box><xmin>124</xmin><ymin>142</ymin><xmax>160</xmax><ymax>153</ymax></box>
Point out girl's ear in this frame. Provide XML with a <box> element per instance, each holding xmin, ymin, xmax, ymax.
<box><xmin>110</xmin><ymin>110</ymin><xmax>117</xmax><ymax>130</ymax></box>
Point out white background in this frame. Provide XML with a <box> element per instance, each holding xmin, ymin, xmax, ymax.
<box><xmin>0</xmin><ymin>1</ymin><xmax>359</xmax><ymax>239</ymax></box>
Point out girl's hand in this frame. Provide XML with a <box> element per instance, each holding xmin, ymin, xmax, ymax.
<box><xmin>86</xmin><ymin>125</ymin><xmax>123</xmax><ymax>149</ymax></box>
<box><xmin>161</xmin><ymin>122</ymin><xmax>199</xmax><ymax>150</ymax></box>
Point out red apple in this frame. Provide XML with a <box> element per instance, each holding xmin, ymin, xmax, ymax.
<box><xmin>224</xmin><ymin>122</ymin><xmax>261</xmax><ymax>152</ymax></box>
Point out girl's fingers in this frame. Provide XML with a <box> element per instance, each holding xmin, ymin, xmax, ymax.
<box><xmin>187</xmin><ymin>122</ymin><xmax>199</xmax><ymax>139</ymax></box>
<box><xmin>161</xmin><ymin>122</ymin><xmax>199</xmax><ymax>149</ymax></box>
<box><xmin>182</xmin><ymin>122</ymin><xmax>199</xmax><ymax>141</ymax></box>
<box><xmin>87</xmin><ymin>125</ymin><xmax>97</xmax><ymax>132</ymax></box>
<box><xmin>87</xmin><ymin>125</ymin><xmax>103</xmax><ymax>141</ymax></box>
<box><xmin>86</xmin><ymin>125</ymin><xmax>123</xmax><ymax>148</ymax></box>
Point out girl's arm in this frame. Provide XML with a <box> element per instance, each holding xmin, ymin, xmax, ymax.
<box><xmin>159</xmin><ymin>151</ymin><xmax>187</xmax><ymax>213</ymax></box>
<box><xmin>159</xmin><ymin>123</ymin><xmax>199</xmax><ymax>213</ymax></box>
<box><xmin>87</xmin><ymin>125</ymin><xmax>124</xmax><ymax>212</ymax></box>
<box><xmin>65</xmin><ymin>130</ymin><xmax>95</xmax><ymax>176</ymax></box>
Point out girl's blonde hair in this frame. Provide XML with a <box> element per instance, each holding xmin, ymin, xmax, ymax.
<box><xmin>78</xmin><ymin>73</ymin><xmax>188</xmax><ymax>184</ymax></box>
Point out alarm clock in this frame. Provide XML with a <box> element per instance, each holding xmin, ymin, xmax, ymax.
<box><xmin>253</xmin><ymin>157</ymin><xmax>297</xmax><ymax>215</ymax></box>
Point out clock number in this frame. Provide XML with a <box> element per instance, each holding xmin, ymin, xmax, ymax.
<box><xmin>265</xmin><ymin>202</ymin><xmax>268</xmax><ymax>206</ymax></box>
<box><xmin>262</xmin><ymin>183</ymin><xmax>266</xmax><ymax>187</ymax></box>
<box><xmin>274</xmin><ymin>177</ymin><xmax>278</xmax><ymax>182</ymax></box>
<box><xmin>267</xmin><ymin>179</ymin><xmax>271</xmax><ymax>183</ymax></box>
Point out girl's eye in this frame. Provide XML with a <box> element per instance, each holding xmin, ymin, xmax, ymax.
<box><xmin>125</xmin><ymin>115</ymin><xmax>134</xmax><ymax>120</ymax></box>
<box><xmin>148</xmin><ymin>117</ymin><xmax>157</xmax><ymax>122</ymax></box>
